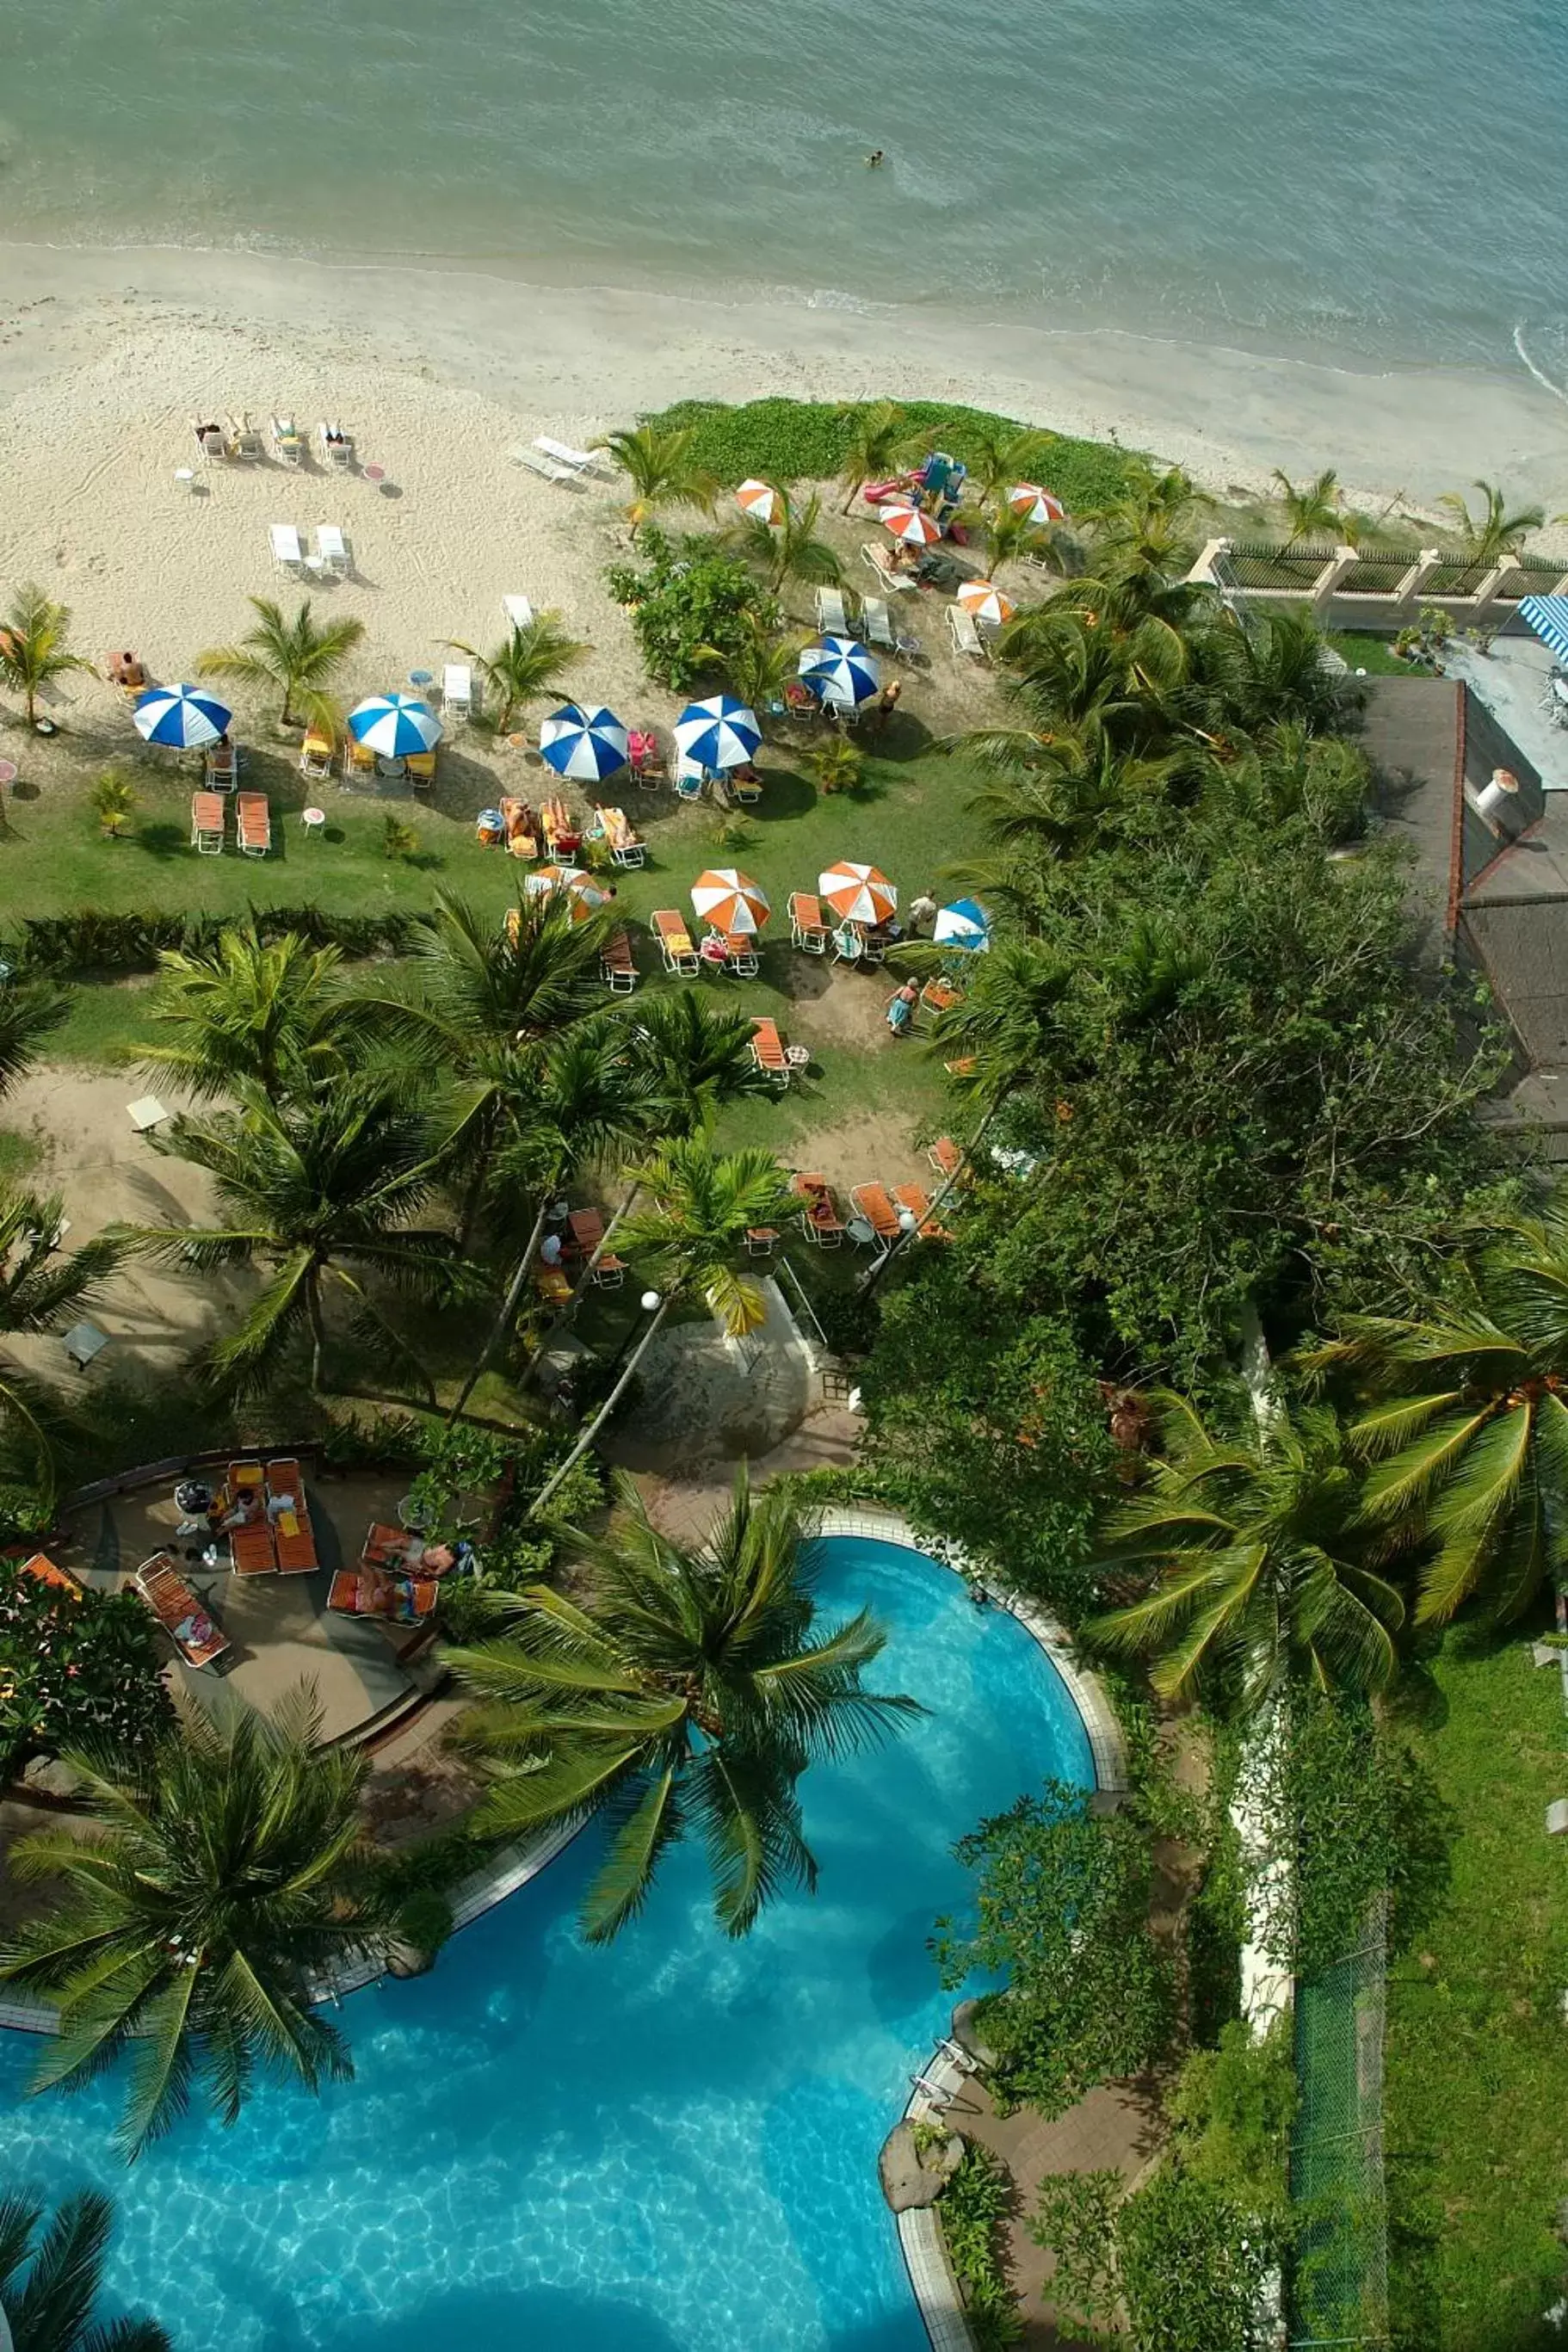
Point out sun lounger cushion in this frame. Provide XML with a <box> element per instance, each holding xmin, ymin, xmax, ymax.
<box><xmin>328</xmin><ymin>1568</ymin><xmax>437</xmax><ymax>1622</ymax></box>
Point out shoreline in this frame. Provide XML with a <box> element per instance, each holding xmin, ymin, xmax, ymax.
<box><xmin>1</xmin><ymin>238</ymin><xmax>1565</xmax><ymax>512</ymax></box>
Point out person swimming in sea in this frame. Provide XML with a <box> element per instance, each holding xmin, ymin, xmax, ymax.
<box><xmin>867</xmin><ymin>149</ymin><xmax>885</xmax><ymax>167</ymax></box>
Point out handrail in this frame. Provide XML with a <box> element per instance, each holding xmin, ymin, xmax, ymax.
<box><xmin>774</xmin><ymin>1255</ymin><xmax>829</xmax><ymax>1355</ymax></box>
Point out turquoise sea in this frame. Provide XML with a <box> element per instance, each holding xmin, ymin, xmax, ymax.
<box><xmin>2</xmin><ymin>0</ymin><xmax>1565</xmax><ymax>381</ymax></box>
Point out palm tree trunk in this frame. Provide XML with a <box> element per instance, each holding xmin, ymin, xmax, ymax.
<box><xmin>529</xmin><ymin>1293</ymin><xmax>673</xmax><ymax>1515</ymax></box>
<box><xmin>519</xmin><ymin>1177</ymin><xmax>645</xmax><ymax>1390</ymax></box>
<box><xmin>448</xmin><ymin>1193</ymin><xmax>553</xmax><ymax>1423</ymax></box>
<box><xmin>856</xmin><ymin>1102</ymin><xmax>998</xmax><ymax>1297</ymax></box>
<box><xmin>306</xmin><ymin>1269</ymin><xmax>328</xmax><ymax>1390</ymax></box>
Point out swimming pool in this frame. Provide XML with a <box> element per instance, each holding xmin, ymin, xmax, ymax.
<box><xmin>0</xmin><ymin>1533</ymin><xmax>1095</xmax><ymax>2349</ymax></box>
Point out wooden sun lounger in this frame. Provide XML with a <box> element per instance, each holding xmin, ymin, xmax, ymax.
<box><xmin>750</xmin><ymin>1017</ymin><xmax>791</xmax><ymax>1087</ymax></box>
<box><xmin>850</xmin><ymin>1182</ymin><xmax>903</xmax><ymax>1243</ymax></box>
<box><xmin>892</xmin><ymin>1182</ymin><xmax>950</xmax><ymax>1240</ymax></box>
<box><xmin>20</xmin><ymin>1553</ymin><xmax>83</xmax><ymax>1596</ymax></box>
<box><xmin>652</xmin><ymin>909</ymin><xmax>699</xmax><ymax>977</ymax></box>
<box><xmin>929</xmin><ymin>1136</ymin><xmax>964</xmax><ymax>1181</ymax></box>
<box><xmin>788</xmin><ymin>892</ymin><xmax>828</xmax><ymax>953</ymax></box>
<box><xmin>226</xmin><ymin>1460</ymin><xmax>275</xmax><ymax>1575</ymax></box>
<box><xmin>601</xmin><ymin>928</ymin><xmax>638</xmax><ymax>993</ymax></box>
<box><xmin>191</xmin><ymin>790</ymin><xmax>225</xmax><ymax>855</ymax></box>
<box><xmin>265</xmin><ymin>1457</ymin><xmax>318</xmax><ymax>1575</ymax></box>
<box><xmin>328</xmin><ymin>1566</ymin><xmax>438</xmax><ymax>1622</ymax></box>
<box><xmin>792</xmin><ymin>1171</ymin><xmax>845</xmax><ymax>1246</ymax></box>
<box><xmin>236</xmin><ymin>792</ymin><xmax>271</xmax><ymax>858</ymax></box>
<box><xmin>921</xmin><ymin>977</ymin><xmax>962</xmax><ymax>1014</ymax></box>
<box><xmin>135</xmin><ymin>1553</ymin><xmax>230</xmax><ymax>1670</ymax></box>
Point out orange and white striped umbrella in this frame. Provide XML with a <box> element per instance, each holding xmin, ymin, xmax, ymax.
<box><xmin>524</xmin><ymin>864</ymin><xmax>609</xmax><ymax>921</ymax></box>
<box><xmin>691</xmin><ymin>867</ymin><xmax>770</xmax><ymax>935</ymax></box>
<box><xmin>736</xmin><ymin>478</ymin><xmax>785</xmax><ymax>526</ymax></box>
<box><xmin>819</xmin><ymin>861</ymin><xmax>898</xmax><ymax>925</ymax></box>
<box><xmin>1008</xmin><ymin>482</ymin><xmax>1065</xmax><ymax>526</ymax></box>
<box><xmin>956</xmin><ymin>579</ymin><xmax>1015</xmax><ymax>626</ymax></box>
<box><xmin>880</xmin><ymin>503</ymin><xmax>941</xmax><ymax>547</ymax></box>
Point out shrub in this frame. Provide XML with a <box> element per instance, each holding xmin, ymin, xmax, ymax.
<box><xmin>0</xmin><ymin>1560</ymin><xmax>173</xmax><ymax>1778</ymax></box>
<box><xmin>807</xmin><ymin>736</ymin><xmax>863</xmax><ymax>795</ymax></box>
<box><xmin>607</xmin><ymin>526</ymin><xmax>769</xmax><ymax>691</ymax></box>
<box><xmin>938</xmin><ymin>2145</ymin><xmax>1022</xmax><ymax>2350</ymax></box>
<box><xmin>7</xmin><ymin>906</ymin><xmax>418</xmax><ymax>975</ymax></box>
<box><xmin>89</xmin><ymin>769</ymin><xmax>137</xmax><ymax>838</ymax></box>
<box><xmin>382</xmin><ymin>814</ymin><xmax>420</xmax><ymax>861</ymax></box>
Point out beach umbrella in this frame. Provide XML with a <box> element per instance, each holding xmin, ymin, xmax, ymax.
<box><xmin>880</xmin><ymin>503</ymin><xmax>941</xmax><ymax>547</ymax></box>
<box><xmin>524</xmin><ymin>865</ymin><xmax>609</xmax><ymax>920</ymax></box>
<box><xmin>933</xmin><ymin>897</ymin><xmax>991</xmax><ymax>953</ymax></box>
<box><xmin>1008</xmin><ymin>483</ymin><xmax>1065</xmax><ymax>527</ymax></box>
<box><xmin>691</xmin><ymin>867</ymin><xmax>770</xmax><ymax>935</ymax></box>
<box><xmin>736</xmin><ymin>478</ymin><xmax>785</xmax><ymax>527</ymax></box>
<box><xmin>347</xmin><ymin>694</ymin><xmax>442</xmax><ymax>757</ymax></box>
<box><xmin>819</xmin><ymin>861</ymin><xmax>897</xmax><ymax>926</ymax></box>
<box><xmin>1520</xmin><ymin>595</ymin><xmax>1568</xmax><ymax>664</ymax></box>
<box><xmin>674</xmin><ymin>695</ymin><xmax>762</xmax><ymax>771</ymax></box>
<box><xmin>799</xmin><ymin>634</ymin><xmax>880</xmax><ymax>710</ymax></box>
<box><xmin>956</xmin><ymin>579</ymin><xmax>1015</xmax><ymax>627</ymax></box>
<box><xmin>132</xmin><ymin>683</ymin><xmax>231</xmax><ymax>750</ymax></box>
<box><xmin>539</xmin><ymin>702</ymin><xmax>630</xmax><ymax>782</ymax></box>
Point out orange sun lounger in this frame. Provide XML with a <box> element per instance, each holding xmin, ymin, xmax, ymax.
<box><xmin>850</xmin><ymin>1182</ymin><xmax>903</xmax><ymax>1244</ymax></box>
<box><xmin>601</xmin><ymin>928</ymin><xmax>638</xmax><ymax>993</ymax></box>
<box><xmin>892</xmin><ymin>1182</ymin><xmax>950</xmax><ymax>1240</ymax></box>
<box><xmin>236</xmin><ymin>791</ymin><xmax>271</xmax><ymax>858</ymax></box>
<box><xmin>265</xmin><ymin>1456</ymin><xmax>319</xmax><ymax>1574</ymax></box>
<box><xmin>328</xmin><ymin>1566</ymin><xmax>438</xmax><ymax>1622</ymax></box>
<box><xmin>226</xmin><ymin>1459</ymin><xmax>275</xmax><ymax>1574</ymax></box>
<box><xmin>750</xmin><ymin>1017</ymin><xmax>790</xmax><ymax>1086</ymax></box>
<box><xmin>651</xmin><ymin>909</ymin><xmax>699</xmax><ymax>977</ymax></box>
<box><xmin>788</xmin><ymin>892</ymin><xmax>829</xmax><ymax>953</ymax></box>
<box><xmin>792</xmin><ymin>1171</ymin><xmax>845</xmax><ymax>1246</ymax></box>
<box><xmin>134</xmin><ymin>1552</ymin><xmax>230</xmax><ymax>1670</ymax></box>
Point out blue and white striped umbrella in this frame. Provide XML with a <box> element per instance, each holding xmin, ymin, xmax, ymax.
<box><xmin>347</xmin><ymin>694</ymin><xmax>442</xmax><ymax>757</ymax></box>
<box><xmin>933</xmin><ymin>897</ymin><xmax>991</xmax><ymax>952</ymax></box>
<box><xmin>539</xmin><ymin>703</ymin><xmax>630</xmax><ymax>782</ymax></box>
<box><xmin>673</xmin><ymin>694</ymin><xmax>761</xmax><ymax>771</ymax></box>
<box><xmin>799</xmin><ymin>634</ymin><xmax>879</xmax><ymax>710</ymax></box>
<box><xmin>1520</xmin><ymin>596</ymin><xmax>1568</xmax><ymax>664</ymax></box>
<box><xmin>132</xmin><ymin>683</ymin><xmax>231</xmax><ymax>749</ymax></box>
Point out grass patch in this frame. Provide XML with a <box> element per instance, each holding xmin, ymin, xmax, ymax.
<box><xmin>639</xmin><ymin>394</ymin><xmax>1151</xmax><ymax>509</ymax></box>
<box><xmin>1329</xmin><ymin>631</ymin><xmax>1424</xmax><ymax>679</ymax></box>
<box><xmin>46</xmin><ymin>975</ymin><xmax>158</xmax><ymax>1067</ymax></box>
<box><xmin>1384</xmin><ymin>1633</ymin><xmax>1568</xmax><ymax>2349</ymax></box>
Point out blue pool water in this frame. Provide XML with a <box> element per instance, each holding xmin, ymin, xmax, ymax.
<box><xmin>0</xmin><ymin>1535</ymin><xmax>1093</xmax><ymax>2349</ymax></box>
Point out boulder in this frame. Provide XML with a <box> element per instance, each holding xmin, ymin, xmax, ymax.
<box><xmin>383</xmin><ymin>1937</ymin><xmax>436</xmax><ymax>1980</ymax></box>
<box><xmin>878</xmin><ymin>2121</ymin><xmax>966</xmax><ymax>2213</ymax></box>
<box><xmin>18</xmin><ymin>1755</ymin><xmax>86</xmax><ymax>1802</ymax></box>
<box><xmin>950</xmin><ymin>1997</ymin><xmax>1000</xmax><ymax>2071</ymax></box>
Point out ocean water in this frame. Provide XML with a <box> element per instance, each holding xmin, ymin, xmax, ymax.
<box><xmin>1</xmin><ymin>0</ymin><xmax>1565</xmax><ymax>380</ymax></box>
<box><xmin>0</xmin><ymin>1536</ymin><xmax>1095</xmax><ymax>2350</ymax></box>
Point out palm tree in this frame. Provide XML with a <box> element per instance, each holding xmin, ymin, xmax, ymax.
<box><xmin>0</xmin><ymin>1191</ymin><xmax>128</xmax><ymax>1491</ymax></box>
<box><xmin>702</xmin><ymin>610</ymin><xmax>799</xmax><ymax>720</ymax></box>
<box><xmin>1303</xmin><ymin>1190</ymin><xmax>1568</xmax><ymax>1622</ymax></box>
<box><xmin>139</xmin><ymin>924</ymin><xmax>354</xmax><ymax>1104</ymax></box>
<box><xmin>836</xmin><ymin>398</ymin><xmax>916</xmax><ymax>512</ymax></box>
<box><xmin>1083</xmin><ymin>1395</ymin><xmax>1406</xmax><ymax>1713</ymax></box>
<box><xmin>973</xmin><ymin>499</ymin><xmax>1056</xmax><ymax>581</ymax></box>
<box><xmin>448</xmin><ymin>1468</ymin><xmax>919</xmax><ymax>1939</ymax></box>
<box><xmin>963</xmin><ymin>728</ymin><xmax>1182</xmax><ymax>865</ymax></box>
<box><xmin>0</xmin><ymin>2188</ymin><xmax>170</xmax><ymax>2349</ymax></box>
<box><xmin>195</xmin><ymin>596</ymin><xmax>365</xmax><ymax>730</ymax></box>
<box><xmin>529</xmin><ymin>1140</ymin><xmax>798</xmax><ymax>1512</ymax></box>
<box><xmin>0</xmin><ymin>585</ymin><xmax>97</xmax><ymax>727</ymax></box>
<box><xmin>596</xmin><ymin>424</ymin><xmax>719</xmax><ymax>541</ymax></box>
<box><xmin>442</xmin><ymin>612</ymin><xmax>589</xmax><ymax>737</ymax></box>
<box><xmin>137</xmin><ymin>1078</ymin><xmax>467</xmax><ymax>1397</ymax></box>
<box><xmin>1191</xmin><ymin>606</ymin><xmax>1345</xmax><ymax>741</ymax></box>
<box><xmin>0</xmin><ymin>1688</ymin><xmax>381</xmax><ymax>2160</ymax></box>
<box><xmin>1435</xmin><ymin>480</ymin><xmax>1545</xmax><ymax>569</ymax></box>
<box><xmin>725</xmin><ymin>490</ymin><xmax>841</xmax><ymax>603</ymax></box>
<box><xmin>1271</xmin><ymin>466</ymin><xmax>1349</xmax><ymax>549</ymax></box>
<box><xmin>925</xmin><ymin>937</ymin><xmax>1073</xmax><ymax>1118</ymax></box>
<box><xmin>960</xmin><ymin>423</ymin><xmax>1059</xmax><ymax>506</ymax></box>
<box><xmin>88</xmin><ymin>770</ymin><xmax>137</xmax><ymax>838</ymax></box>
<box><xmin>0</xmin><ymin>982</ymin><xmax>65</xmax><ymax>1100</ymax></box>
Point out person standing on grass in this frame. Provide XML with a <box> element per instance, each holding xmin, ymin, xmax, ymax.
<box><xmin>907</xmin><ymin>888</ymin><xmax>937</xmax><ymax>935</ymax></box>
<box><xmin>875</xmin><ymin>680</ymin><xmax>902</xmax><ymax>731</ymax></box>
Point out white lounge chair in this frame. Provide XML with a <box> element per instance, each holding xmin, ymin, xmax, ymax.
<box><xmin>313</xmin><ymin>524</ymin><xmax>349</xmax><ymax>577</ymax></box>
<box><xmin>534</xmin><ymin>435</ymin><xmax>596</xmax><ymax>474</ymax></box>
<box><xmin>860</xmin><ymin>596</ymin><xmax>895</xmax><ymax>649</ymax></box>
<box><xmin>225</xmin><ymin>413</ymin><xmax>262</xmax><ymax>460</ymax></box>
<box><xmin>503</xmin><ymin>594</ymin><xmax>535</xmax><ymax>630</ymax></box>
<box><xmin>270</xmin><ymin>417</ymin><xmax>305</xmax><ymax>464</ymax></box>
<box><xmin>193</xmin><ymin>420</ymin><xmax>225</xmax><ymax>461</ymax></box>
<box><xmin>269</xmin><ymin>523</ymin><xmax>304</xmax><ymax>573</ymax></box>
<box><xmin>510</xmin><ymin>444</ymin><xmax>577</xmax><ymax>485</ymax></box>
<box><xmin>441</xmin><ymin>664</ymin><xmax>473</xmax><ymax>725</ymax></box>
<box><xmin>861</xmin><ymin>542</ymin><xmax>917</xmax><ymax>595</ymax></box>
<box><xmin>948</xmin><ymin>603</ymin><xmax>988</xmax><ymax>659</ymax></box>
<box><xmin>318</xmin><ymin>422</ymin><xmax>355</xmax><ymax>466</ymax></box>
<box><xmin>816</xmin><ymin>585</ymin><xmax>851</xmax><ymax>636</ymax></box>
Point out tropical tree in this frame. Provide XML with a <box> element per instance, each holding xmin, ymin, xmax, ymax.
<box><xmin>836</xmin><ymin>398</ymin><xmax>916</xmax><ymax>511</ymax></box>
<box><xmin>0</xmin><ymin>2187</ymin><xmax>170</xmax><ymax>2349</ymax></box>
<box><xmin>529</xmin><ymin>1139</ymin><xmax>798</xmax><ymax>1511</ymax></box>
<box><xmin>448</xmin><ymin>1467</ymin><xmax>919</xmax><ymax>1939</ymax></box>
<box><xmin>725</xmin><ymin>489</ymin><xmax>841</xmax><ymax>602</ymax></box>
<box><xmin>442</xmin><ymin>611</ymin><xmax>589</xmax><ymax>737</ymax></box>
<box><xmin>806</xmin><ymin>734</ymin><xmax>863</xmax><ymax>795</ymax></box>
<box><xmin>195</xmin><ymin>596</ymin><xmax>365</xmax><ymax>730</ymax></box>
<box><xmin>0</xmin><ymin>585</ymin><xmax>97</xmax><ymax>727</ymax></box>
<box><xmin>0</xmin><ymin>1192</ymin><xmax>128</xmax><ymax>1491</ymax></box>
<box><xmin>138</xmin><ymin>1078</ymin><xmax>467</xmax><ymax>1397</ymax></box>
<box><xmin>1304</xmin><ymin>1190</ymin><xmax>1568</xmax><ymax>1622</ymax></box>
<box><xmin>1271</xmin><ymin>466</ymin><xmax>1349</xmax><ymax>548</ymax></box>
<box><xmin>959</xmin><ymin>423</ymin><xmax>1059</xmax><ymax>505</ymax></box>
<box><xmin>596</xmin><ymin>425</ymin><xmax>719</xmax><ymax>541</ymax></box>
<box><xmin>88</xmin><ymin>770</ymin><xmax>137</xmax><ymax>839</ymax></box>
<box><xmin>139</xmin><ymin>924</ymin><xmax>355</xmax><ymax>1104</ymax></box>
<box><xmin>925</xmin><ymin>936</ymin><xmax>1073</xmax><ymax>1120</ymax></box>
<box><xmin>702</xmin><ymin>609</ymin><xmax>800</xmax><ymax>719</ymax></box>
<box><xmin>962</xmin><ymin>729</ymin><xmax>1182</xmax><ymax>867</ymax></box>
<box><xmin>0</xmin><ymin>982</ymin><xmax>65</xmax><ymax>1100</ymax></box>
<box><xmin>0</xmin><ymin>1688</ymin><xmax>382</xmax><ymax>2160</ymax></box>
<box><xmin>1083</xmin><ymin>1395</ymin><xmax>1406</xmax><ymax>1712</ymax></box>
<box><xmin>972</xmin><ymin>499</ymin><xmax>1057</xmax><ymax>581</ymax></box>
<box><xmin>1435</xmin><ymin>480</ymin><xmax>1545</xmax><ymax>569</ymax></box>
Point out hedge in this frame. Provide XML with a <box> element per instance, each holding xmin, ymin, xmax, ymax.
<box><xmin>6</xmin><ymin>905</ymin><xmax>421</xmax><ymax>975</ymax></box>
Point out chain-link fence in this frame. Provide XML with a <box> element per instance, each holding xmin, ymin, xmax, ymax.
<box><xmin>1287</xmin><ymin>1897</ymin><xmax>1389</xmax><ymax>2349</ymax></box>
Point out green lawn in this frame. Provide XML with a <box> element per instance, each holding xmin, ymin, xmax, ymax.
<box><xmin>1329</xmin><ymin>630</ymin><xmax>1419</xmax><ymax>679</ymax></box>
<box><xmin>1384</xmin><ymin>1634</ymin><xmax>1568</xmax><ymax>2349</ymax></box>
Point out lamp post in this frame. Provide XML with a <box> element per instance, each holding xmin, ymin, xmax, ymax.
<box><xmin>605</xmin><ymin>1288</ymin><xmax>661</xmax><ymax>1378</ymax></box>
